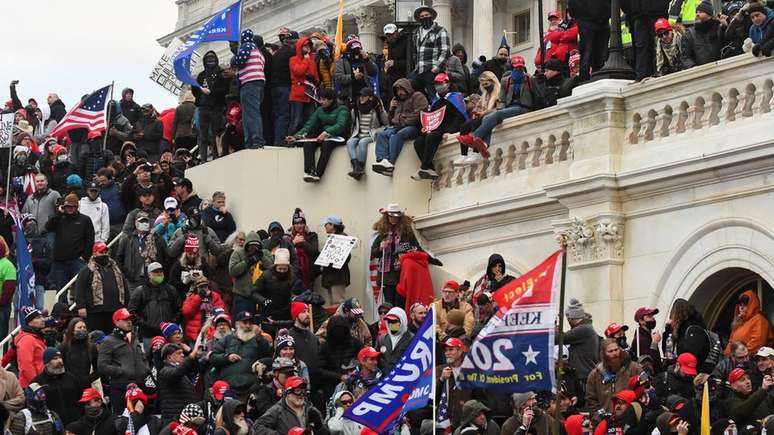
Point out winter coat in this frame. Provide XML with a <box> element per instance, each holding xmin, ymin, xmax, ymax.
<box><xmin>289</xmin><ymin>229</ymin><xmax>319</xmax><ymax>290</ymax></box>
<box><xmin>106</xmin><ymin>113</ymin><xmax>133</xmax><ymax>154</ymax></box>
<box><xmin>563</xmin><ymin>319</ymin><xmax>600</xmax><ymax>380</ymax></box>
<box><xmin>45</xmin><ymin>211</ymin><xmax>94</xmax><ymax>261</ymax></box>
<box><xmin>631</xmin><ymin>325</ymin><xmax>663</xmax><ymax>373</ymax></box>
<box><xmin>98</xmin><ymin>181</ymin><xmax>126</xmax><ymax>225</ymax></box>
<box><xmin>681</xmin><ymin>19</ymin><xmax>725</xmax><ymax>69</ymax></box>
<box><xmin>289</xmin><ymin>38</ymin><xmax>320</xmax><ymax>103</ymax></box>
<box><xmin>318</xmin><ymin>230</ymin><xmax>350</xmax><ymax>289</ymax></box>
<box><xmin>435</xmin><ymin>365</ymin><xmax>473</xmax><ymax>428</ymax></box>
<box><xmin>13</xmin><ymin>329</ymin><xmax>45</xmax><ymax>388</ymax></box>
<box><xmin>722</xmin><ymin>388</ymin><xmax>774</xmax><ymax>427</ymax></box>
<box><xmin>0</xmin><ymin>366</ymin><xmax>24</xmax><ymax>415</ymax></box>
<box><xmin>194</xmin><ymin>51</ymin><xmax>230</xmax><ymax>108</ymax></box>
<box><xmin>120</xmin><ymin>91</ymin><xmax>141</xmax><ymax>125</ymax></box>
<box><xmin>434</xmin><ymin>299</ymin><xmax>474</xmax><ymax>342</ymax></box>
<box><xmin>168</xmin><ymin>253</ymin><xmax>213</xmax><ymax>296</ymax></box>
<box><xmin>385</xmin><ymin>31</ymin><xmax>411</xmax><ymax>84</ymax></box>
<box><xmin>251</xmin><ymin>398</ymin><xmax>329</xmax><ymax>435</ymax></box>
<box><xmin>78</xmin><ymin>197</ymin><xmax>110</xmax><ymax>242</ymax></box>
<box><xmin>96</xmin><ymin>330</ymin><xmax>148</xmax><ymax>383</ymax></box>
<box><xmin>502</xmin><ymin>412</ymin><xmax>555</xmax><ymax>435</ymax></box>
<box><xmin>271</xmin><ymin>42</ymin><xmax>295</xmax><ymax>88</ymax></box>
<box><xmin>252</xmin><ymin>269</ymin><xmax>301</xmax><ymax>321</ymax></box>
<box><xmin>121</xmin><ymin>206</ymin><xmax>162</xmax><ymax>235</ymax></box>
<box><xmin>586</xmin><ymin>356</ymin><xmax>642</xmax><ymax>411</ymax></box>
<box><xmin>568</xmin><ymin>0</ymin><xmax>611</xmax><ymax>21</ymax></box>
<box><xmin>452</xmin><ymin>401</ymin><xmax>500</xmax><ymax>435</ymax></box>
<box><xmin>377</xmin><ymin>308</ymin><xmax>414</xmax><ymax>373</ymax></box>
<box><xmin>49</xmin><ymin>99</ymin><xmax>67</xmax><ymax>123</ymax></box>
<box><xmin>173</xmin><ymin>100</ymin><xmax>197</xmax><ymax>140</ymax></box>
<box><xmin>157</xmin><ymin>357</ymin><xmax>200</xmax><ymax>421</ymax></box>
<box><xmin>78</xmin><ymin>143</ymin><xmax>114</xmax><ymax>180</ymax></box>
<box><xmin>289</xmin><ymin>325</ymin><xmax>320</xmax><ymax>382</ymax></box>
<box><xmin>153</xmin><ymin>212</ymin><xmax>186</xmax><ymax>243</ymax></box>
<box><xmin>120</xmin><ymin>172</ymin><xmax>174</xmax><ymax>212</ymax></box>
<box><xmin>348</xmin><ymin>102</ymin><xmax>388</xmax><ymax>140</ymax></box>
<box><xmin>181</xmin><ymin>291</ymin><xmax>226</xmax><ymax>342</ymax></box>
<box><xmin>389</xmin><ymin>79</ymin><xmax>427</xmax><ymax>128</ymax></box>
<box><xmin>71</xmin><ymin>407</ymin><xmax>117</xmax><ymax>435</ymax></box>
<box><xmin>726</xmin><ymin>290</ymin><xmax>774</xmax><ymax>354</ymax></box>
<box><xmin>293</xmin><ymin>104</ymin><xmax>350</xmax><ymax>139</ymax></box>
<box><xmin>167</xmin><ymin>225</ymin><xmax>222</xmax><ymax>260</ymax></box>
<box><xmin>128</xmin><ymin>280</ymin><xmax>182</xmax><ymax>338</ymax></box>
<box><xmin>201</xmin><ymin>206</ymin><xmax>237</xmax><ymax>243</ymax></box>
<box><xmin>210</xmin><ymin>333</ymin><xmax>272</xmax><ymax>389</ymax></box>
<box><xmin>396</xmin><ymin>251</ymin><xmax>435</xmax><ymax>314</ymax></box>
<box><xmin>316</xmin><ymin>306</ymin><xmax>372</xmax><ymax>347</ymax></box>
<box><xmin>73</xmin><ymin>260</ymin><xmax>130</xmax><ymax>314</ymax></box>
<box><xmin>333</xmin><ymin>55</ymin><xmax>378</xmax><ymax>102</ymax></box>
<box><xmin>21</xmin><ymin>189</ymin><xmax>61</xmax><ymax>234</ymax></box>
<box><xmin>9</xmin><ymin>409</ymin><xmax>63</xmax><ymax>435</ymax></box>
<box><xmin>621</xmin><ymin>0</ymin><xmax>670</xmax><ymax>18</ymax></box>
<box><xmin>654</xmin><ymin>366</ymin><xmax>695</xmax><ymax>400</ymax></box>
<box><xmin>116</xmin><ymin>232</ymin><xmax>167</xmax><ymax>284</ymax></box>
<box><xmin>535</xmin><ymin>21</ymin><xmax>580</xmax><ymax>66</ymax></box>
<box><xmin>31</xmin><ymin>369</ymin><xmax>81</xmax><ymax>425</ymax></box>
<box><xmin>446</xmin><ymin>44</ymin><xmax>472</xmax><ymax>94</ymax></box>
<box><xmin>131</xmin><ymin>115</ymin><xmax>164</xmax><ymax>158</ymax></box>
<box><xmin>750</xmin><ymin>8</ymin><xmax>774</xmax><ymax>44</ymax></box>
<box><xmin>498</xmin><ymin>74</ymin><xmax>538</xmax><ymax>110</ymax></box>
<box><xmin>59</xmin><ymin>339</ymin><xmax>98</xmax><ymax>390</ymax></box>
<box><xmin>229</xmin><ymin>231</ymin><xmax>272</xmax><ymax>298</ymax></box>
<box><xmin>318</xmin><ymin>316</ymin><xmax>363</xmax><ymax>393</ymax></box>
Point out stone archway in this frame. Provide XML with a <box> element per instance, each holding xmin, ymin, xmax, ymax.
<box><xmin>653</xmin><ymin>218</ymin><xmax>774</xmax><ymax>321</ymax></box>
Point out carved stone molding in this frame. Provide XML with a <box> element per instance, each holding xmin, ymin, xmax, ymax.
<box><xmin>353</xmin><ymin>6</ymin><xmax>379</xmax><ymax>30</ymax></box>
<box><xmin>554</xmin><ymin>214</ymin><xmax>625</xmax><ymax>268</ymax></box>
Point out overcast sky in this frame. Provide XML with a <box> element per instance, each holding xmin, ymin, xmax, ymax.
<box><xmin>0</xmin><ymin>1</ymin><xmax>181</xmax><ymax>111</ymax></box>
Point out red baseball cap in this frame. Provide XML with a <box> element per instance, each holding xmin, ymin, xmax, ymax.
<box><xmin>357</xmin><ymin>346</ymin><xmax>381</xmax><ymax>362</ymax></box>
<box><xmin>112</xmin><ymin>308</ymin><xmax>133</xmax><ymax>324</ymax></box>
<box><xmin>612</xmin><ymin>390</ymin><xmax>637</xmax><ymax>405</ymax></box>
<box><xmin>677</xmin><ymin>353</ymin><xmax>698</xmax><ymax>376</ymax></box>
<box><xmin>285</xmin><ymin>376</ymin><xmax>307</xmax><ymax>390</ymax></box>
<box><xmin>547</xmin><ymin>10</ymin><xmax>561</xmax><ymax>20</ymax></box>
<box><xmin>443</xmin><ymin>280</ymin><xmax>460</xmax><ymax>291</ymax></box>
<box><xmin>511</xmin><ymin>55</ymin><xmax>526</xmax><ymax>68</ymax></box>
<box><xmin>604</xmin><ymin>322</ymin><xmax>629</xmax><ymax>337</ymax></box>
<box><xmin>634</xmin><ymin>307</ymin><xmax>659</xmax><ymax>322</ymax></box>
<box><xmin>211</xmin><ymin>380</ymin><xmax>230</xmax><ymax>401</ymax></box>
<box><xmin>125</xmin><ymin>387</ymin><xmax>148</xmax><ymax>404</ymax></box>
<box><xmin>79</xmin><ymin>388</ymin><xmax>103</xmax><ymax>403</ymax></box>
<box><xmin>434</xmin><ymin>73</ymin><xmax>450</xmax><ymax>83</ymax></box>
<box><xmin>728</xmin><ymin>367</ymin><xmax>747</xmax><ymax>384</ymax></box>
<box><xmin>92</xmin><ymin>241</ymin><xmax>109</xmax><ymax>255</ymax></box>
<box><xmin>444</xmin><ymin>337</ymin><xmax>465</xmax><ymax>349</ymax></box>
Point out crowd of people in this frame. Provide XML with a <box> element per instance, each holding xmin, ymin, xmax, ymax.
<box><xmin>0</xmin><ymin>1</ymin><xmax>773</xmax><ymax>434</ymax></box>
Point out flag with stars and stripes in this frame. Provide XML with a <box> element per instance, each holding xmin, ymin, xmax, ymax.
<box><xmin>49</xmin><ymin>85</ymin><xmax>111</xmax><ymax>138</ymax></box>
<box><xmin>437</xmin><ymin>379</ymin><xmax>451</xmax><ymax>433</ymax></box>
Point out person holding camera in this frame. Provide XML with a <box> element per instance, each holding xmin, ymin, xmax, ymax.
<box><xmin>181</xmin><ymin>275</ymin><xmax>226</xmax><ymax>343</ymax></box>
<box><xmin>229</xmin><ymin>231</ymin><xmax>271</xmax><ymax>315</ymax></box>
<box><xmin>121</xmin><ymin>159</ymin><xmax>174</xmax><ymax>212</ymax></box>
<box><xmin>723</xmin><ymin>367</ymin><xmax>774</xmax><ymax>428</ymax></box>
<box><xmin>154</xmin><ymin>197</ymin><xmax>187</xmax><ymax>243</ymax></box>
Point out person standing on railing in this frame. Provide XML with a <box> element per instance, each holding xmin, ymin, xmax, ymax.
<box><xmin>73</xmin><ymin>241</ymin><xmax>130</xmax><ymax>334</ymax></box>
<box><xmin>46</xmin><ymin>193</ymin><xmax>94</xmax><ymax>302</ymax></box>
<box><xmin>14</xmin><ymin>307</ymin><xmax>46</xmax><ymax>389</ymax></box>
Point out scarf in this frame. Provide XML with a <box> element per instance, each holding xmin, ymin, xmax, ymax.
<box><xmin>88</xmin><ymin>258</ymin><xmax>126</xmax><ymax>306</ymax></box>
<box><xmin>138</xmin><ymin>232</ymin><xmax>158</xmax><ymax>266</ymax></box>
<box><xmin>292</xmin><ymin>230</ymin><xmax>312</xmax><ymax>289</ymax></box>
<box><xmin>659</xmin><ymin>39</ymin><xmax>680</xmax><ymax>72</ymax></box>
<box><xmin>378</xmin><ymin>231</ymin><xmax>401</xmax><ymax>273</ymax></box>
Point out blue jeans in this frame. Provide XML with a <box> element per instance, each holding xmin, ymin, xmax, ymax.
<box><xmin>374</xmin><ymin>126</ymin><xmax>421</xmax><ymax>163</ymax></box>
<box><xmin>289</xmin><ymin>102</ymin><xmax>314</xmax><ymax>136</ymax></box>
<box><xmin>49</xmin><ymin>259</ymin><xmax>86</xmax><ymax>303</ymax></box>
<box><xmin>241</xmin><ymin>80</ymin><xmax>266</xmax><ymax>148</ymax></box>
<box><xmin>473</xmin><ymin>106</ymin><xmax>526</xmax><ymax>145</ymax></box>
<box><xmin>346</xmin><ymin>137</ymin><xmax>372</xmax><ymax>163</ymax></box>
<box><xmin>272</xmin><ymin>86</ymin><xmax>291</xmax><ymax>144</ymax></box>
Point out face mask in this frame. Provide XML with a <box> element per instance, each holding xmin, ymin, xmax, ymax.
<box><xmin>511</xmin><ymin>70</ymin><xmax>525</xmax><ymax>82</ymax></box>
<box><xmin>205</xmin><ymin>58</ymin><xmax>218</xmax><ymax>69</ymax></box>
<box><xmin>135</xmin><ymin>221</ymin><xmax>150</xmax><ymax>232</ymax></box>
<box><xmin>85</xmin><ymin>406</ymin><xmax>103</xmax><ymax>420</ymax></box>
<box><xmin>94</xmin><ymin>255</ymin><xmax>109</xmax><ymax>266</ymax></box>
<box><xmin>388</xmin><ymin>322</ymin><xmax>401</xmax><ymax>334</ymax></box>
<box><xmin>434</xmin><ymin>84</ymin><xmax>449</xmax><ymax>95</ymax></box>
<box><xmin>150</xmin><ymin>275</ymin><xmax>164</xmax><ymax>285</ymax></box>
<box><xmin>15</xmin><ymin>155</ymin><xmax>26</xmax><ymax>164</ymax></box>
<box><xmin>645</xmin><ymin>320</ymin><xmax>656</xmax><ymax>330</ymax></box>
<box><xmin>617</xmin><ymin>336</ymin><xmax>628</xmax><ymax>349</ymax></box>
<box><xmin>420</xmin><ymin>17</ymin><xmax>434</xmax><ymax>29</ymax></box>
<box><xmin>74</xmin><ymin>330</ymin><xmax>89</xmax><ymax>340</ymax></box>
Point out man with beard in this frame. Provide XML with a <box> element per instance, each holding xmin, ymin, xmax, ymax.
<box><xmin>372</xmin><ymin>78</ymin><xmax>426</xmax><ymax>176</ymax></box>
<box><xmin>8</xmin><ymin>383</ymin><xmax>63</xmax><ymax>435</ymax></box>
<box><xmin>436</xmin><ymin>338</ymin><xmax>472</xmax><ymax>428</ymax></box>
<box><xmin>210</xmin><ymin>311</ymin><xmax>273</xmax><ymax>400</ymax></box>
<box><xmin>252</xmin><ymin>248</ymin><xmax>299</xmax><ymax>322</ymax></box>
<box><xmin>97</xmin><ymin>308</ymin><xmax>149</xmax><ymax>414</ymax></box>
<box><xmin>207</xmin><ymin>313</ymin><xmax>234</xmax><ymax>348</ymax></box>
<box><xmin>215</xmin><ymin>398</ymin><xmax>252</xmax><ymax>435</ymax></box>
<box><xmin>377</xmin><ymin>307</ymin><xmax>414</xmax><ymax>373</ymax></box>
<box><xmin>252</xmin><ymin>376</ymin><xmax>329</xmax><ymax>435</ymax></box>
<box><xmin>631</xmin><ymin>307</ymin><xmax>663</xmax><ymax>373</ymax></box>
<box><xmin>408</xmin><ymin>303</ymin><xmax>427</xmax><ymax>334</ymax></box>
<box><xmin>654</xmin><ymin>352</ymin><xmax>699</xmax><ymax>401</ymax></box>
<box><xmin>593</xmin><ymin>390</ymin><xmax>641</xmax><ymax>435</ymax></box>
<box><xmin>681</xmin><ymin>1</ymin><xmax>726</xmax><ymax>69</ymax></box>
<box><xmin>586</xmin><ymin>338</ymin><xmax>642</xmax><ymax>411</ymax></box>
<box><xmin>288</xmin><ymin>302</ymin><xmax>320</xmax><ymax>386</ymax></box>
<box><xmin>14</xmin><ymin>307</ymin><xmax>47</xmax><ymax>388</ymax></box>
<box><xmin>723</xmin><ymin>368</ymin><xmax>774</xmax><ymax>427</ymax></box>
<box><xmin>31</xmin><ymin>348</ymin><xmax>80</xmax><ymax>425</ymax></box>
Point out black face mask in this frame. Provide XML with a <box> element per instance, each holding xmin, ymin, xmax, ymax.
<box><xmin>644</xmin><ymin>320</ymin><xmax>656</xmax><ymax>330</ymax></box>
<box><xmin>85</xmin><ymin>405</ymin><xmax>103</xmax><ymax>420</ymax></box>
<box><xmin>420</xmin><ymin>17</ymin><xmax>434</xmax><ymax>29</ymax></box>
<box><xmin>497</xmin><ymin>57</ymin><xmax>507</xmax><ymax>64</ymax></box>
<box><xmin>94</xmin><ymin>255</ymin><xmax>109</xmax><ymax>266</ymax></box>
<box><xmin>617</xmin><ymin>336</ymin><xmax>628</xmax><ymax>349</ymax></box>
<box><xmin>205</xmin><ymin>58</ymin><xmax>218</xmax><ymax>69</ymax></box>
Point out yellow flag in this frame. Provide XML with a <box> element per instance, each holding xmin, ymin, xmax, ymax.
<box><xmin>701</xmin><ymin>381</ymin><xmax>710</xmax><ymax>435</ymax></box>
<box><xmin>333</xmin><ymin>0</ymin><xmax>345</xmax><ymax>60</ymax></box>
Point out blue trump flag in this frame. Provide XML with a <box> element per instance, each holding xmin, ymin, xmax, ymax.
<box><xmin>14</xmin><ymin>215</ymin><xmax>36</xmax><ymax>324</ymax></box>
<box><xmin>343</xmin><ymin>307</ymin><xmax>434</xmax><ymax>433</ymax></box>
<box><xmin>459</xmin><ymin>251</ymin><xmax>563</xmax><ymax>393</ymax></box>
<box><xmin>174</xmin><ymin>0</ymin><xmax>242</xmax><ymax>88</ymax></box>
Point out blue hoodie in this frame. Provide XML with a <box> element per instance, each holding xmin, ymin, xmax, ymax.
<box><xmin>750</xmin><ymin>8</ymin><xmax>774</xmax><ymax>44</ymax></box>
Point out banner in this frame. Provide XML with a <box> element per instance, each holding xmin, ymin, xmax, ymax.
<box><xmin>173</xmin><ymin>0</ymin><xmax>242</xmax><ymax>88</ymax></box>
<box><xmin>459</xmin><ymin>251</ymin><xmax>563</xmax><ymax>393</ymax></box>
<box><xmin>344</xmin><ymin>307</ymin><xmax>434</xmax><ymax>433</ymax></box>
<box><xmin>150</xmin><ymin>37</ymin><xmax>202</xmax><ymax>96</ymax></box>
<box><xmin>0</xmin><ymin>114</ymin><xmax>13</xmax><ymax>148</ymax></box>
<box><xmin>14</xmin><ymin>214</ymin><xmax>36</xmax><ymax>322</ymax></box>
<box><xmin>420</xmin><ymin>107</ymin><xmax>445</xmax><ymax>132</ymax></box>
<box><xmin>314</xmin><ymin>234</ymin><xmax>357</xmax><ymax>270</ymax></box>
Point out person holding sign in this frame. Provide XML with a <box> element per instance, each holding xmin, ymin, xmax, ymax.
<box><xmin>411</xmin><ymin>73</ymin><xmax>467</xmax><ymax>181</ymax></box>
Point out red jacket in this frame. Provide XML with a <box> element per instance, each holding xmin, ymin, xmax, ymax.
<box><xmin>396</xmin><ymin>251</ymin><xmax>435</xmax><ymax>313</ymax></box>
<box><xmin>15</xmin><ymin>329</ymin><xmax>45</xmax><ymax>388</ymax></box>
<box><xmin>534</xmin><ymin>22</ymin><xmax>579</xmax><ymax>66</ymax></box>
<box><xmin>289</xmin><ymin>37</ymin><xmax>319</xmax><ymax>103</ymax></box>
<box><xmin>181</xmin><ymin>291</ymin><xmax>227</xmax><ymax>342</ymax></box>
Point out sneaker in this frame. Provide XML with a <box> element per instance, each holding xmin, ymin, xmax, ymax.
<box><xmin>465</xmin><ymin>154</ymin><xmax>484</xmax><ymax>165</ymax></box>
<box><xmin>452</xmin><ymin>156</ymin><xmax>468</xmax><ymax>167</ymax></box>
<box><xmin>372</xmin><ymin>159</ymin><xmax>393</xmax><ymax>172</ymax></box>
<box><xmin>470</xmin><ymin>136</ymin><xmax>490</xmax><ymax>158</ymax></box>
<box><xmin>310</xmin><ymin>173</ymin><xmax>321</xmax><ymax>182</ymax></box>
<box><xmin>410</xmin><ymin>171</ymin><xmax>423</xmax><ymax>181</ymax></box>
<box><xmin>419</xmin><ymin>169</ymin><xmax>439</xmax><ymax>180</ymax></box>
<box><xmin>303</xmin><ymin>173</ymin><xmax>315</xmax><ymax>182</ymax></box>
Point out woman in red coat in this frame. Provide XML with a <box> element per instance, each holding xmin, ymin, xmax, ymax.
<box><xmin>288</xmin><ymin>37</ymin><xmax>320</xmax><ymax>136</ymax></box>
<box><xmin>181</xmin><ymin>277</ymin><xmax>226</xmax><ymax>342</ymax></box>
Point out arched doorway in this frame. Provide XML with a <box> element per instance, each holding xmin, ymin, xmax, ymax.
<box><xmin>688</xmin><ymin>267</ymin><xmax>774</xmax><ymax>343</ymax></box>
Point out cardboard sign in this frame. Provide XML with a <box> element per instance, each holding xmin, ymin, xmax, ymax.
<box><xmin>150</xmin><ymin>37</ymin><xmax>201</xmax><ymax>96</ymax></box>
<box><xmin>0</xmin><ymin>114</ymin><xmax>13</xmax><ymax>147</ymax></box>
<box><xmin>314</xmin><ymin>234</ymin><xmax>357</xmax><ymax>269</ymax></box>
<box><xmin>421</xmin><ymin>106</ymin><xmax>446</xmax><ymax>132</ymax></box>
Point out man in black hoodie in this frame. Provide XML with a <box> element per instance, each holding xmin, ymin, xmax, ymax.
<box><xmin>131</xmin><ymin>104</ymin><xmax>164</xmax><ymax>162</ymax></box>
<box><xmin>271</xmin><ymin>28</ymin><xmax>297</xmax><ymax>146</ymax></box>
<box><xmin>119</xmin><ymin>88</ymin><xmax>141</xmax><ymax>125</ymax></box>
<box><xmin>568</xmin><ymin>0</ymin><xmax>612</xmax><ymax>81</ymax></box>
<box><xmin>484</xmin><ymin>253</ymin><xmax>515</xmax><ymax>292</ymax></box>
<box><xmin>193</xmin><ymin>51</ymin><xmax>229</xmax><ymax>162</ymax></box>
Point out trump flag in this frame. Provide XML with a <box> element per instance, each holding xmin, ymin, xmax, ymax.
<box><xmin>459</xmin><ymin>251</ymin><xmax>563</xmax><ymax>393</ymax></box>
<box><xmin>343</xmin><ymin>307</ymin><xmax>434</xmax><ymax>433</ymax></box>
<box><xmin>173</xmin><ymin>0</ymin><xmax>241</xmax><ymax>88</ymax></box>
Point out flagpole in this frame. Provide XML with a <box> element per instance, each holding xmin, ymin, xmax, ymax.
<box><xmin>537</xmin><ymin>0</ymin><xmax>546</xmax><ymax>72</ymax></box>
<box><xmin>553</xmin><ymin>248</ymin><xmax>567</xmax><ymax>435</ymax></box>
<box><xmin>102</xmin><ymin>82</ymin><xmax>114</xmax><ymax>152</ymax></box>
<box><xmin>4</xmin><ymin>144</ymin><xmax>12</xmax><ymax>216</ymax></box>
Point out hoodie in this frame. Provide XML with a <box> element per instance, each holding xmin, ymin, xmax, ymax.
<box><xmin>78</xmin><ymin>196</ymin><xmax>110</xmax><ymax>242</ymax></box>
<box><xmin>389</xmin><ymin>78</ymin><xmax>428</xmax><ymax>128</ymax></box>
<box><xmin>453</xmin><ymin>400</ymin><xmax>499</xmax><ymax>435</ymax></box>
<box><xmin>327</xmin><ymin>391</ymin><xmax>363</xmax><ymax>435</ymax></box>
<box><xmin>289</xmin><ymin>37</ymin><xmax>319</xmax><ymax>103</ymax></box>
<box><xmin>194</xmin><ymin>51</ymin><xmax>229</xmax><ymax>108</ymax></box>
<box><xmin>119</xmin><ymin>88</ymin><xmax>141</xmax><ymax>125</ymax></box>
<box><xmin>486</xmin><ymin>254</ymin><xmax>515</xmax><ymax>292</ymax></box>
<box><xmin>725</xmin><ymin>289</ymin><xmax>774</xmax><ymax>355</ymax></box>
<box><xmin>217</xmin><ymin>398</ymin><xmax>251</xmax><ymax>435</ymax></box>
<box><xmin>377</xmin><ymin>307</ymin><xmax>414</xmax><ymax>372</ymax></box>
<box><xmin>232</xmin><ymin>29</ymin><xmax>266</xmax><ymax>86</ymax></box>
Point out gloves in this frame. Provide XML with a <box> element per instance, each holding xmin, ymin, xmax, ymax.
<box><xmin>263</xmin><ymin>298</ymin><xmax>272</xmax><ymax>307</ymax></box>
<box><xmin>753</xmin><ymin>43</ymin><xmax>762</xmax><ymax>57</ymax></box>
<box><xmin>763</xmin><ymin>43</ymin><xmax>773</xmax><ymax>57</ymax></box>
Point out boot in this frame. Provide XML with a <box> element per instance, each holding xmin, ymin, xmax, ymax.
<box><xmin>348</xmin><ymin>159</ymin><xmax>359</xmax><ymax>179</ymax></box>
<box><xmin>355</xmin><ymin>160</ymin><xmax>366</xmax><ymax>178</ymax></box>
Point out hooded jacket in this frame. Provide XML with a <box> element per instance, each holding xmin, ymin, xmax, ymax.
<box><xmin>377</xmin><ymin>307</ymin><xmax>414</xmax><ymax>373</ymax></box>
<box><xmin>389</xmin><ymin>79</ymin><xmax>427</xmax><ymax>128</ymax></box>
<box><xmin>452</xmin><ymin>400</ymin><xmax>500</xmax><ymax>435</ymax></box>
<box><xmin>289</xmin><ymin>37</ymin><xmax>319</xmax><ymax>103</ymax></box>
<box><xmin>445</xmin><ymin>44</ymin><xmax>472</xmax><ymax>93</ymax></box>
<box><xmin>316</xmin><ymin>304</ymin><xmax>372</xmax><ymax>347</ymax></box>
<box><xmin>327</xmin><ymin>391</ymin><xmax>364</xmax><ymax>435</ymax></box>
<box><xmin>194</xmin><ymin>51</ymin><xmax>230</xmax><ymax>108</ymax></box>
<box><xmin>173</xmin><ymin>98</ymin><xmax>196</xmax><ymax>140</ymax></box>
<box><xmin>726</xmin><ymin>290</ymin><xmax>774</xmax><ymax>354</ymax></box>
<box><xmin>486</xmin><ymin>254</ymin><xmax>515</xmax><ymax>292</ymax></box>
<box><xmin>750</xmin><ymin>8</ymin><xmax>774</xmax><ymax>44</ymax></box>
<box><xmin>229</xmin><ymin>231</ymin><xmax>272</xmax><ymax>298</ymax></box>
<box><xmin>78</xmin><ymin>196</ymin><xmax>110</xmax><ymax>242</ymax></box>
<box><xmin>563</xmin><ymin>316</ymin><xmax>600</xmax><ymax>380</ymax></box>
<box><xmin>119</xmin><ymin>88</ymin><xmax>141</xmax><ymax>125</ymax></box>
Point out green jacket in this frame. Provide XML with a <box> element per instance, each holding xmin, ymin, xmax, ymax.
<box><xmin>293</xmin><ymin>105</ymin><xmax>350</xmax><ymax>138</ymax></box>
<box><xmin>228</xmin><ymin>231</ymin><xmax>272</xmax><ymax>298</ymax></box>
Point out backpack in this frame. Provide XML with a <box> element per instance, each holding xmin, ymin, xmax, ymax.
<box><xmin>18</xmin><ymin>409</ymin><xmax>59</xmax><ymax>435</ymax></box>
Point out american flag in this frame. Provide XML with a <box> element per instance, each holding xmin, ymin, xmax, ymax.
<box><xmin>50</xmin><ymin>85</ymin><xmax>111</xmax><ymax>138</ymax></box>
<box><xmin>437</xmin><ymin>379</ymin><xmax>451</xmax><ymax>433</ymax></box>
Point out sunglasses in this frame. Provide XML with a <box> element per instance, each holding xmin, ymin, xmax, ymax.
<box><xmin>656</xmin><ymin>31</ymin><xmax>669</xmax><ymax>37</ymax></box>
<box><xmin>378</xmin><ymin>310</ymin><xmax>389</xmax><ymax>315</ymax></box>
<box><xmin>340</xmin><ymin>399</ymin><xmax>353</xmax><ymax>406</ymax></box>
<box><xmin>288</xmin><ymin>388</ymin><xmax>307</xmax><ymax>397</ymax></box>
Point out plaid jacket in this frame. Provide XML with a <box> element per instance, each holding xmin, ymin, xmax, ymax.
<box><xmin>413</xmin><ymin>24</ymin><xmax>451</xmax><ymax>74</ymax></box>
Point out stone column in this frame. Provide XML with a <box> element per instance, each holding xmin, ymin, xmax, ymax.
<box><xmin>433</xmin><ymin>0</ymin><xmax>453</xmax><ymax>41</ymax></box>
<box><xmin>472</xmin><ymin>0</ymin><xmax>493</xmax><ymax>59</ymax></box>
<box><xmin>354</xmin><ymin>7</ymin><xmax>380</xmax><ymax>54</ymax></box>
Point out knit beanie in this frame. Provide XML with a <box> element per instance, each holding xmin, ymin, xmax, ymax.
<box><xmin>696</xmin><ymin>0</ymin><xmax>714</xmax><ymax>15</ymax></box>
<box><xmin>565</xmin><ymin>298</ymin><xmax>586</xmax><ymax>320</ymax></box>
<box><xmin>150</xmin><ymin>336</ymin><xmax>167</xmax><ymax>353</ymax></box>
<box><xmin>291</xmin><ymin>301</ymin><xmax>308</xmax><ymax>320</ymax></box>
<box><xmin>43</xmin><ymin>347</ymin><xmax>61</xmax><ymax>365</ymax></box>
<box><xmin>179</xmin><ymin>403</ymin><xmax>204</xmax><ymax>425</ymax></box>
<box><xmin>275</xmin><ymin>329</ymin><xmax>295</xmax><ymax>352</ymax></box>
<box><xmin>748</xmin><ymin>3</ymin><xmax>767</xmax><ymax>15</ymax></box>
<box><xmin>292</xmin><ymin>207</ymin><xmax>306</xmax><ymax>224</ymax></box>
<box><xmin>160</xmin><ymin>322</ymin><xmax>181</xmax><ymax>339</ymax></box>
<box><xmin>446</xmin><ymin>309</ymin><xmax>465</xmax><ymax>327</ymax></box>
